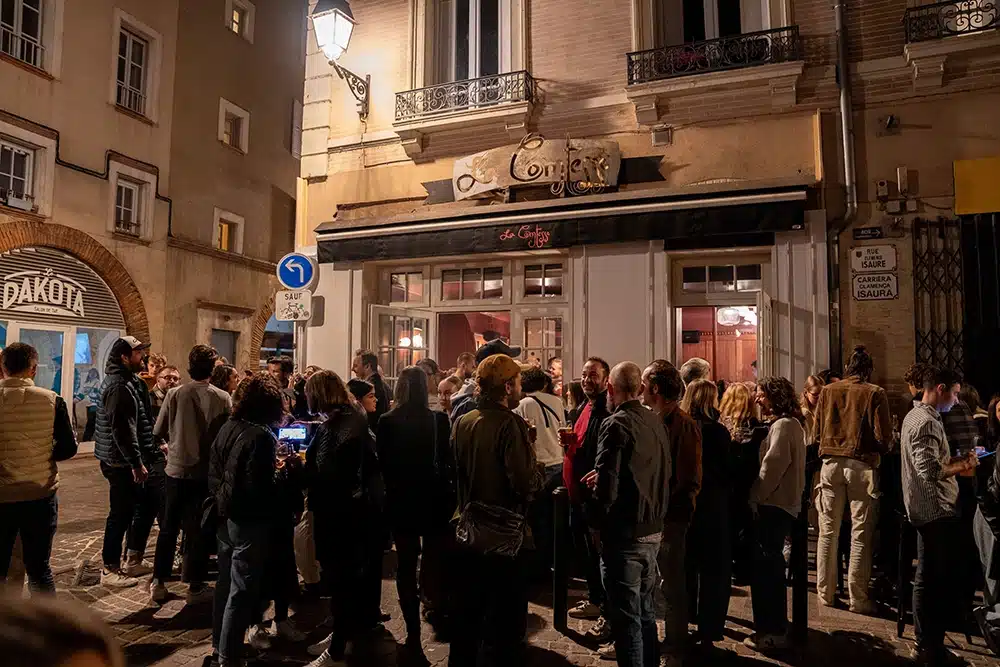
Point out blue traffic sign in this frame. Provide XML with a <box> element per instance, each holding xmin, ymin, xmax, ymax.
<box><xmin>277</xmin><ymin>253</ymin><xmax>316</xmax><ymax>290</ymax></box>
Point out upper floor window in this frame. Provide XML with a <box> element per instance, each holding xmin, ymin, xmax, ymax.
<box><xmin>226</xmin><ymin>0</ymin><xmax>255</xmax><ymax>42</ymax></box>
<box><xmin>0</xmin><ymin>0</ymin><xmax>42</xmax><ymax>68</ymax></box>
<box><xmin>652</xmin><ymin>0</ymin><xmax>782</xmax><ymax>45</ymax></box>
<box><xmin>214</xmin><ymin>208</ymin><xmax>244</xmax><ymax>253</ymax></box>
<box><xmin>219</xmin><ymin>99</ymin><xmax>250</xmax><ymax>153</ymax></box>
<box><xmin>430</xmin><ymin>0</ymin><xmax>507</xmax><ymax>83</ymax></box>
<box><xmin>113</xmin><ymin>179</ymin><xmax>142</xmax><ymax>236</ymax></box>
<box><xmin>0</xmin><ymin>138</ymin><xmax>32</xmax><ymax>204</ymax></box>
<box><xmin>116</xmin><ymin>28</ymin><xmax>148</xmax><ymax>116</ymax></box>
<box><xmin>442</xmin><ymin>266</ymin><xmax>503</xmax><ymax>300</ymax></box>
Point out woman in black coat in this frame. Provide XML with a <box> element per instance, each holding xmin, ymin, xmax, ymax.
<box><xmin>682</xmin><ymin>379</ymin><xmax>735</xmax><ymax>648</ymax></box>
<box><xmin>376</xmin><ymin>366</ymin><xmax>455</xmax><ymax>650</ymax></box>
<box><xmin>303</xmin><ymin>370</ymin><xmax>384</xmax><ymax>667</ymax></box>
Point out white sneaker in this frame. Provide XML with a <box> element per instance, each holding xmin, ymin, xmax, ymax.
<box><xmin>587</xmin><ymin>616</ymin><xmax>612</xmax><ymax>643</ymax></box>
<box><xmin>568</xmin><ymin>600</ymin><xmax>602</xmax><ymax>619</ymax></box>
<box><xmin>306</xmin><ymin>651</ymin><xmax>346</xmax><ymax>667</ymax></box>
<box><xmin>247</xmin><ymin>624</ymin><xmax>273</xmax><ymax>650</ymax></box>
<box><xmin>272</xmin><ymin>618</ymin><xmax>306</xmax><ymax>642</ymax></box>
<box><xmin>102</xmin><ymin>569</ymin><xmax>138</xmax><ymax>588</ymax></box>
<box><xmin>185</xmin><ymin>584</ymin><xmax>214</xmax><ymax>605</ymax></box>
<box><xmin>148</xmin><ymin>578</ymin><xmax>168</xmax><ymax>603</ymax></box>
<box><xmin>597</xmin><ymin>643</ymin><xmax>616</xmax><ymax>661</ymax></box>
<box><xmin>122</xmin><ymin>558</ymin><xmax>153</xmax><ymax>577</ymax></box>
<box><xmin>308</xmin><ymin>633</ymin><xmax>333</xmax><ymax>656</ymax></box>
<box><xmin>744</xmin><ymin>633</ymin><xmax>789</xmax><ymax>651</ymax></box>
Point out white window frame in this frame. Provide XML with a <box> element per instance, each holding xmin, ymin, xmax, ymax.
<box><xmin>409</xmin><ymin>0</ymin><xmax>525</xmax><ymax>88</ymax></box>
<box><xmin>0</xmin><ymin>118</ymin><xmax>54</xmax><ymax>217</ymax></box>
<box><xmin>113</xmin><ymin>179</ymin><xmax>141</xmax><ymax>235</ymax></box>
<box><xmin>225</xmin><ymin>0</ymin><xmax>255</xmax><ymax>43</ymax></box>
<box><xmin>634</xmin><ymin>0</ymin><xmax>790</xmax><ymax>49</ymax></box>
<box><xmin>107</xmin><ymin>160</ymin><xmax>156</xmax><ymax>240</ymax></box>
<box><xmin>218</xmin><ymin>98</ymin><xmax>250</xmax><ymax>153</ymax></box>
<box><xmin>514</xmin><ymin>258</ymin><xmax>569</xmax><ymax>304</ymax></box>
<box><xmin>0</xmin><ymin>0</ymin><xmax>65</xmax><ymax>75</ymax></box>
<box><xmin>433</xmin><ymin>263</ymin><xmax>511</xmax><ymax>307</ymax></box>
<box><xmin>1</xmin><ymin>0</ymin><xmax>43</xmax><ymax>68</ymax></box>
<box><xmin>108</xmin><ymin>9</ymin><xmax>163</xmax><ymax>122</ymax></box>
<box><xmin>0</xmin><ymin>137</ymin><xmax>33</xmax><ymax>198</ymax></box>
<box><xmin>213</xmin><ymin>208</ymin><xmax>245</xmax><ymax>254</ymax></box>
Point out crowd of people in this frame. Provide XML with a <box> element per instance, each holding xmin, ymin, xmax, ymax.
<box><xmin>2</xmin><ymin>333</ymin><xmax>1000</xmax><ymax>667</ymax></box>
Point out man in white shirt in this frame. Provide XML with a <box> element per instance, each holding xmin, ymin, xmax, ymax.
<box><xmin>515</xmin><ymin>366</ymin><xmax>566</xmax><ymax>578</ymax></box>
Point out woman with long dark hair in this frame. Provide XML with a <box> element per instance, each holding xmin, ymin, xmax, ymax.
<box><xmin>304</xmin><ymin>371</ymin><xmax>384</xmax><ymax>667</ymax></box>
<box><xmin>745</xmin><ymin>377</ymin><xmax>806</xmax><ymax>653</ymax></box>
<box><xmin>680</xmin><ymin>379</ymin><xmax>734</xmax><ymax>648</ymax></box>
<box><xmin>210</xmin><ymin>364</ymin><xmax>240</xmax><ymax>395</ymax></box>
<box><xmin>208</xmin><ymin>373</ymin><xmax>285</xmax><ymax>666</ymax></box>
<box><xmin>376</xmin><ymin>366</ymin><xmax>454</xmax><ymax>650</ymax></box>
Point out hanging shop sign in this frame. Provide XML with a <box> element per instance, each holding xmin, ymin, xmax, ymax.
<box><xmin>0</xmin><ymin>247</ymin><xmax>126</xmax><ymax>329</ymax></box>
<box><xmin>852</xmin><ymin>272</ymin><xmax>898</xmax><ymax>301</ymax></box>
<box><xmin>275</xmin><ymin>290</ymin><xmax>312</xmax><ymax>321</ymax></box>
<box><xmin>850</xmin><ymin>245</ymin><xmax>897</xmax><ymax>273</ymax></box>
<box><xmin>453</xmin><ymin>134</ymin><xmax>622</xmax><ymax>201</ymax></box>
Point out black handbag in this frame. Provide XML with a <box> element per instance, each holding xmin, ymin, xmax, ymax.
<box><xmin>454</xmin><ymin>500</ymin><xmax>525</xmax><ymax>558</ymax></box>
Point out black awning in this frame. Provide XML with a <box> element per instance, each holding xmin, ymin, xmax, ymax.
<box><xmin>318</xmin><ymin>194</ymin><xmax>804</xmax><ymax>264</ymax></box>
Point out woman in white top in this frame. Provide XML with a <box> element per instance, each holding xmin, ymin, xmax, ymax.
<box><xmin>514</xmin><ymin>367</ymin><xmax>567</xmax><ymax>577</ymax></box>
<box><xmin>746</xmin><ymin>376</ymin><xmax>806</xmax><ymax>653</ymax></box>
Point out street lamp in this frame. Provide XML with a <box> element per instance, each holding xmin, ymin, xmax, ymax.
<box><xmin>311</xmin><ymin>0</ymin><xmax>370</xmax><ymax>121</ymax></box>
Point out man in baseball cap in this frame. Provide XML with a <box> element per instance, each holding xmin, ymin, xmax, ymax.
<box><xmin>474</xmin><ymin>338</ymin><xmax>522</xmax><ymax>365</ymax></box>
<box><xmin>94</xmin><ymin>335</ymin><xmax>163</xmax><ymax>587</ymax></box>
<box><xmin>450</xmin><ymin>353</ymin><xmax>541</xmax><ymax>664</ymax></box>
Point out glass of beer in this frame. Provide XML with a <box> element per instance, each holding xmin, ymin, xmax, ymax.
<box><xmin>276</xmin><ymin>442</ymin><xmax>290</xmax><ymax>469</ymax></box>
<box><xmin>527</xmin><ymin>419</ymin><xmax>537</xmax><ymax>444</ymax></box>
<box><xmin>558</xmin><ymin>426</ymin><xmax>577</xmax><ymax>448</ymax></box>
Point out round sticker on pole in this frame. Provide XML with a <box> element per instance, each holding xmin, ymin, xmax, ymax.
<box><xmin>276</xmin><ymin>252</ymin><xmax>316</xmax><ymax>290</ymax></box>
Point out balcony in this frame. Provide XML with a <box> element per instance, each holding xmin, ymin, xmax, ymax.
<box><xmin>627</xmin><ymin>26</ymin><xmax>801</xmax><ymax>85</ymax></box>
<box><xmin>904</xmin><ymin>0</ymin><xmax>998</xmax><ymax>43</ymax></box>
<box><xmin>624</xmin><ymin>27</ymin><xmax>804</xmax><ymax>126</ymax></box>
<box><xmin>393</xmin><ymin>71</ymin><xmax>536</xmax><ymax>158</ymax></box>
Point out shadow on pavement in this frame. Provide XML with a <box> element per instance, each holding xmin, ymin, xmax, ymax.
<box><xmin>124</xmin><ymin>642</ymin><xmax>187</xmax><ymax>665</ymax></box>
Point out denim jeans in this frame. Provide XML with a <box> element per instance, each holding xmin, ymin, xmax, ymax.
<box><xmin>750</xmin><ymin>505</ymin><xmax>793</xmax><ymax>636</ymax></box>
<box><xmin>602</xmin><ymin>538</ymin><xmax>660</xmax><ymax>667</ymax></box>
<box><xmin>0</xmin><ymin>494</ymin><xmax>59</xmax><ymax>592</ymax></box>
<box><xmin>816</xmin><ymin>456</ymin><xmax>877</xmax><ymax>606</ymax></box>
<box><xmin>213</xmin><ymin>519</ymin><xmax>268</xmax><ymax>662</ymax></box>
<box><xmin>153</xmin><ymin>476</ymin><xmax>210</xmax><ymax>583</ymax></box>
<box><xmin>101</xmin><ymin>462</ymin><xmax>164</xmax><ymax>568</ymax></box>
<box><xmin>914</xmin><ymin>517</ymin><xmax>960</xmax><ymax>653</ymax></box>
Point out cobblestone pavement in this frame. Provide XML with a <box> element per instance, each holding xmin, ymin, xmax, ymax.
<box><xmin>33</xmin><ymin>455</ymin><xmax>1000</xmax><ymax>667</ymax></box>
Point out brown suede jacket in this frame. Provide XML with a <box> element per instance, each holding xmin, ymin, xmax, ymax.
<box><xmin>815</xmin><ymin>377</ymin><xmax>892</xmax><ymax>466</ymax></box>
<box><xmin>661</xmin><ymin>402</ymin><xmax>703</xmax><ymax>524</ymax></box>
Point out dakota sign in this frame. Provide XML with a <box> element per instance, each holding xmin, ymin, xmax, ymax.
<box><xmin>453</xmin><ymin>134</ymin><xmax>621</xmax><ymax>201</ymax></box>
<box><xmin>852</xmin><ymin>272</ymin><xmax>898</xmax><ymax>301</ymax></box>
<box><xmin>850</xmin><ymin>245</ymin><xmax>897</xmax><ymax>273</ymax></box>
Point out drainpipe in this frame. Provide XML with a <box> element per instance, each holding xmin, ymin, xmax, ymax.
<box><xmin>828</xmin><ymin>0</ymin><xmax>857</xmax><ymax>372</ymax></box>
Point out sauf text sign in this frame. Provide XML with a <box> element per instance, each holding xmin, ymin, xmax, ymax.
<box><xmin>850</xmin><ymin>245</ymin><xmax>897</xmax><ymax>273</ymax></box>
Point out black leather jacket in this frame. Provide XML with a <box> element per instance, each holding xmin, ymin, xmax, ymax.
<box><xmin>573</xmin><ymin>391</ymin><xmax>611</xmax><ymax>498</ymax></box>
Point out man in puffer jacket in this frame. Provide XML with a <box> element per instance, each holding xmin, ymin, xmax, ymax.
<box><xmin>94</xmin><ymin>336</ymin><xmax>164</xmax><ymax>587</ymax></box>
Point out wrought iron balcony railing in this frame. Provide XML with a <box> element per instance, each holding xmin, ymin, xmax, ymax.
<box><xmin>395</xmin><ymin>70</ymin><xmax>536</xmax><ymax>122</ymax></box>
<box><xmin>627</xmin><ymin>26</ymin><xmax>802</xmax><ymax>85</ymax></box>
<box><xmin>904</xmin><ymin>0</ymin><xmax>998</xmax><ymax>43</ymax></box>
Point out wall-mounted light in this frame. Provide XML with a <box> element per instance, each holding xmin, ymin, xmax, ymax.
<box><xmin>311</xmin><ymin>0</ymin><xmax>370</xmax><ymax>121</ymax></box>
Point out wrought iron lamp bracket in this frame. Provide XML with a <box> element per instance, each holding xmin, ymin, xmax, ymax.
<box><xmin>331</xmin><ymin>59</ymin><xmax>370</xmax><ymax>122</ymax></box>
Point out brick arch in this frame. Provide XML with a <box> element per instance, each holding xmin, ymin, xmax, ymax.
<box><xmin>247</xmin><ymin>296</ymin><xmax>274</xmax><ymax>370</ymax></box>
<box><xmin>0</xmin><ymin>220</ymin><xmax>149</xmax><ymax>340</ymax></box>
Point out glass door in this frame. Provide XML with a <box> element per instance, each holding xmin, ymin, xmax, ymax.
<box><xmin>370</xmin><ymin>305</ymin><xmax>434</xmax><ymax>388</ymax></box>
<box><xmin>6</xmin><ymin>323</ymin><xmax>74</xmax><ymax>404</ymax></box>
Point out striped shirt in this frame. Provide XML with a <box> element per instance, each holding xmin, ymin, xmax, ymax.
<box><xmin>901</xmin><ymin>401</ymin><xmax>959</xmax><ymax>527</ymax></box>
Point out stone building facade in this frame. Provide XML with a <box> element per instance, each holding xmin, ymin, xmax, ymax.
<box><xmin>298</xmin><ymin>0</ymin><xmax>1000</xmax><ymax>413</ymax></box>
<box><xmin>0</xmin><ymin>0</ymin><xmax>305</xmax><ymax>411</ymax></box>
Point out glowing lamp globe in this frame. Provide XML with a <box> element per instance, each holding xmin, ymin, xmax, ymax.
<box><xmin>311</xmin><ymin>0</ymin><xmax>356</xmax><ymax>62</ymax></box>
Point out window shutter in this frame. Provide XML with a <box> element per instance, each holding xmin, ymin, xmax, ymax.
<box><xmin>291</xmin><ymin>99</ymin><xmax>303</xmax><ymax>159</ymax></box>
